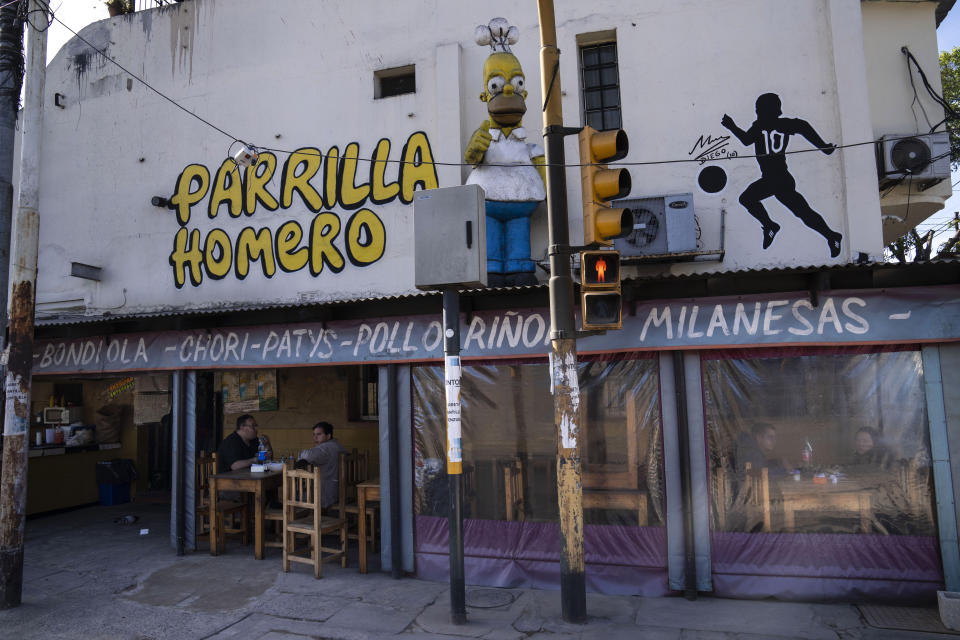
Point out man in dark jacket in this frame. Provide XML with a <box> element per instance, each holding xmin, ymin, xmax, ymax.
<box><xmin>217</xmin><ymin>414</ymin><xmax>272</xmax><ymax>472</ymax></box>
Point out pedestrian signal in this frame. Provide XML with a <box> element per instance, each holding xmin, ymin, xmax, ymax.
<box><xmin>580</xmin><ymin>250</ymin><xmax>622</xmax><ymax>330</ymax></box>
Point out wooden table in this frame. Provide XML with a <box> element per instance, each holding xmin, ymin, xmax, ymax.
<box><xmin>583</xmin><ymin>488</ymin><xmax>648</xmax><ymax>526</ymax></box>
<box><xmin>356</xmin><ymin>480</ymin><xmax>380</xmax><ymax>573</ymax></box>
<box><xmin>777</xmin><ymin>479</ymin><xmax>875</xmax><ymax>533</ymax></box>
<box><xmin>209</xmin><ymin>469</ymin><xmax>283</xmax><ymax>559</ymax></box>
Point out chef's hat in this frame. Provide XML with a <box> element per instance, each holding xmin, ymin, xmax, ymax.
<box><xmin>475</xmin><ymin>17</ymin><xmax>519</xmax><ymax>53</ymax></box>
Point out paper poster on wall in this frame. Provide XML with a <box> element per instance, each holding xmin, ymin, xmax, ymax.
<box><xmin>222</xmin><ymin>370</ymin><xmax>279</xmax><ymax>412</ymax></box>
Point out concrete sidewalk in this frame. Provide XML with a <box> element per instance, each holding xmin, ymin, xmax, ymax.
<box><xmin>0</xmin><ymin>503</ymin><xmax>955</xmax><ymax>639</ymax></box>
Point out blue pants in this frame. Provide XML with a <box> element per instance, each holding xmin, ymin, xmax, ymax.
<box><xmin>485</xmin><ymin>200</ymin><xmax>538</xmax><ymax>274</ymax></box>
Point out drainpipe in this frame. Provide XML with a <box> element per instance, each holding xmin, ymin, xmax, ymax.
<box><xmin>0</xmin><ymin>0</ymin><xmax>45</xmax><ymax>608</ymax></box>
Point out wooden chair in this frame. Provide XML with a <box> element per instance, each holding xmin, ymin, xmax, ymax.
<box><xmin>743</xmin><ymin>462</ymin><xmax>772</xmax><ymax>533</ymax></box>
<box><xmin>263</xmin><ymin>460</ymin><xmax>294</xmax><ymax>550</ymax></box>
<box><xmin>503</xmin><ymin>457</ymin><xmax>525</xmax><ymax>521</ymax></box>
<box><xmin>899</xmin><ymin>456</ymin><xmax>933</xmax><ymax>522</ymax></box>
<box><xmin>713</xmin><ymin>463</ymin><xmax>733</xmax><ymax>530</ymax></box>
<box><xmin>281</xmin><ymin>463</ymin><xmax>347</xmax><ymax>578</ymax></box>
<box><xmin>339</xmin><ymin>449</ymin><xmax>378</xmax><ymax>551</ymax></box>
<box><xmin>196</xmin><ymin>451</ymin><xmax>249</xmax><ymax>551</ymax></box>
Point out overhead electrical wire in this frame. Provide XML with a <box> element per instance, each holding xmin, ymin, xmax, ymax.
<box><xmin>902</xmin><ymin>46</ymin><xmax>960</xmax><ymax>136</ymax></box>
<box><xmin>29</xmin><ymin>1</ymin><xmax>960</xmax><ymax>175</ymax></box>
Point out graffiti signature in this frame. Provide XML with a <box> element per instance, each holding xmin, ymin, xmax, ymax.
<box><xmin>688</xmin><ymin>134</ymin><xmax>737</xmax><ymax>165</ymax></box>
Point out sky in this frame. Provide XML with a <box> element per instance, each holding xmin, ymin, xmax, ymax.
<box><xmin>38</xmin><ymin>2</ymin><xmax>960</xmax><ymax>253</ymax></box>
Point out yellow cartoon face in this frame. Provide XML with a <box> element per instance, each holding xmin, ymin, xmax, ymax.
<box><xmin>481</xmin><ymin>52</ymin><xmax>527</xmax><ymax>127</ymax></box>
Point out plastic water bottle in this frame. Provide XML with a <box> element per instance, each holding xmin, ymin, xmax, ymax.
<box><xmin>257</xmin><ymin>436</ymin><xmax>268</xmax><ymax>462</ymax></box>
<box><xmin>801</xmin><ymin>439</ymin><xmax>813</xmax><ymax>470</ymax></box>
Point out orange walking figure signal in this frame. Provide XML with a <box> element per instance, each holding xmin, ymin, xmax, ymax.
<box><xmin>594</xmin><ymin>257</ymin><xmax>607</xmax><ymax>282</ymax></box>
<box><xmin>579</xmin><ymin>251</ymin><xmax>621</xmax><ymax>330</ymax></box>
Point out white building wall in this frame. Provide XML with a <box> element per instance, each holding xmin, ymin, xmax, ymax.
<box><xmin>30</xmin><ymin>0</ymin><xmax>947</xmax><ymax>317</ymax></box>
<box><xmin>862</xmin><ymin>0</ymin><xmax>952</xmax><ymax>243</ymax></box>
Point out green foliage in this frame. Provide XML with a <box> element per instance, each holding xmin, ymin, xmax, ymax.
<box><xmin>104</xmin><ymin>0</ymin><xmax>133</xmax><ymax>15</ymax></box>
<box><xmin>940</xmin><ymin>48</ymin><xmax>960</xmax><ymax>166</ymax></box>
<box><xmin>885</xmin><ymin>217</ymin><xmax>960</xmax><ymax>263</ymax></box>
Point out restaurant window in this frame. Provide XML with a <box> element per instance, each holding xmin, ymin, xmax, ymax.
<box><xmin>704</xmin><ymin>347</ymin><xmax>934</xmax><ymax>537</ymax></box>
<box><xmin>578</xmin><ymin>36</ymin><xmax>622</xmax><ymax>131</ymax></box>
<box><xmin>413</xmin><ymin>356</ymin><xmax>663</xmax><ymax>527</ymax></box>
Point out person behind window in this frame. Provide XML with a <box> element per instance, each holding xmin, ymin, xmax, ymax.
<box><xmin>849</xmin><ymin>427</ymin><xmax>890</xmax><ymax>470</ymax></box>
<box><xmin>735</xmin><ymin>421</ymin><xmax>788</xmax><ymax>476</ymax></box>
<box><xmin>297</xmin><ymin>421</ymin><xmax>347</xmax><ymax>508</ymax></box>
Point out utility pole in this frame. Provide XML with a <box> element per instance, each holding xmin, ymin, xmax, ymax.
<box><xmin>0</xmin><ymin>0</ymin><xmax>45</xmax><ymax>608</ymax></box>
<box><xmin>0</xmin><ymin>0</ymin><xmax>24</xmax><ymax>349</ymax></box>
<box><xmin>536</xmin><ymin>0</ymin><xmax>586</xmax><ymax>623</ymax></box>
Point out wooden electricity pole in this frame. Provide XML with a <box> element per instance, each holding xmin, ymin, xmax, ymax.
<box><xmin>537</xmin><ymin>0</ymin><xmax>586</xmax><ymax>623</ymax></box>
<box><xmin>0</xmin><ymin>0</ymin><xmax>45</xmax><ymax>608</ymax></box>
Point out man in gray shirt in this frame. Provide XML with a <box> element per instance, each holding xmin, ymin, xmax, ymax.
<box><xmin>297</xmin><ymin>421</ymin><xmax>346</xmax><ymax>508</ymax></box>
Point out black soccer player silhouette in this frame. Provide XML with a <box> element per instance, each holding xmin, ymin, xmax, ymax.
<box><xmin>721</xmin><ymin>93</ymin><xmax>843</xmax><ymax>258</ymax></box>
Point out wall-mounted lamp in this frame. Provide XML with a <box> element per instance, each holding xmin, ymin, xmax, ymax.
<box><xmin>70</xmin><ymin>262</ymin><xmax>102</xmax><ymax>281</ymax></box>
<box><xmin>151</xmin><ymin>196</ymin><xmax>171</xmax><ymax>208</ymax></box>
<box><xmin>231</xmin><ymin>142</ymin><xmax>259</xmax><ymax>167</ymax></box>
<box><xmin>54</xmin><ymin>93</ymin><xmax>66</xmax><ymax>108</ymax></box>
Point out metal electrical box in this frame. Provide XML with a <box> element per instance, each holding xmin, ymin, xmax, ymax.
<box><xmin>611</xmin><ymin>193</ymin><xmax>697</xmax><ymax>258</ymax></box>
<box><xmin>413</xmin><ymin>184</ymin><xmax>487</xmax><ymax>290</ymax></box>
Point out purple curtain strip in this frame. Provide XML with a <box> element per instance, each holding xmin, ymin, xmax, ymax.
<box><xmin>415</xmin><ymin>516</ymin><xmax>671</xmax><ymax>597</ymax></box>
<box><xmin>414</xmin><ymin>551</ymin><xmax>672</xmax><ymax>597</ymax></box>
<box><xmin>415</xmin><ymin>516</ymin><xmax>668</xmax><ymax>567</ymax></box>
<box><xmin>415</xmin><ymin>518</ymin><xmax>944</xmax><ymax>601</ymax></box>
<box><xmin>711</xmin><ymin>531</ymin><xmax>943</xmax><ymax>581</ymax></box>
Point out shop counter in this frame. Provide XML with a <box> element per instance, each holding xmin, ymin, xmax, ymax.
<box><xmin>27</xmin><ymin>444</ymin><xmax>127</xmax><ymax>515</ymax></box>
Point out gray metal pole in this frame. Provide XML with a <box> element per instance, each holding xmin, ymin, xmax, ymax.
<box><xmin>537</xmin><ymin>0</ymin><xmax>586</xmax><ymax>623</ymax></box>
<box><xmin>184</xmin><ymin>371</ymin><xmax>196</xmax><ymax>550</ymax></box>
<box><xmin>672</xmin><ymin>352</ymin><xmax>697</xmax><ymax>599</ymax></box>
<box><xmin>171</xmin><ymin>371</ymin><xmax>185</xmax><ymax>555</ymax></box>
<box><xmin>387</xmin><ymin>363</ymin><xmax>402</xmax><ymax>579</ymax></box>
<box><xmin>0</xmin><ymin>0</ymin><xmax>44</xmax><ymax>608</ymax></box>
<box><xmin>443</xmin><ymin>289</ymin><xmax>466</xmax><ymax>624</ymax></box>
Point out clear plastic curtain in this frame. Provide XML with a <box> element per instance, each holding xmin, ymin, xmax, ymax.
<box><xmin>703</xmin><ymin>347</ymin><xmax>934</xmax><ymax>536</ymax></box>
<box><xmin>413</xmin><ymin>355</ymin><xmax>663</xmax><ymax>527</ymax></box>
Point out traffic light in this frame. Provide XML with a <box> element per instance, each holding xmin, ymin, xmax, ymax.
<box><xmin>580</xmin><ymin>250</ymin><xmax>622</xmax><ymax>330</ymax></box>
<box><xmin>578</xmin><ymin>126</ymin><xmax>633</xmax><ymax>246</ymax></box>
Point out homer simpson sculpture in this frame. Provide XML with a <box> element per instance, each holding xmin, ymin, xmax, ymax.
<box><xmin>465</xmin><ymin>18</ymin><xmax>546</xmax><ymax>287</ymax></box>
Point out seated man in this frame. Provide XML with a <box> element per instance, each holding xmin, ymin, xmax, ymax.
<box><xmin>297</xmin><ymin>421</ymin><xmax>347</xmax><ymax>508</ymax></box>
<box><xmin>217</xmin><ymin>414</ymin><xmax>272</xmax><ymax>472</ymax></box>
<box><xmin>735</xmin><ymin>421</ymin><xmax>788</xmax><ymax>476</ymax></box>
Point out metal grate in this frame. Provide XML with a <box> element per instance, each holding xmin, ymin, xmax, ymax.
<box><xmin>579</xmin><ymin>42</ymin><xmax>622</xmax><ymax>131</ymax></box>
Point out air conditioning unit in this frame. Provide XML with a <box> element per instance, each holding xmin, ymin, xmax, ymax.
<box><xmin>877</xmin><ymin>132</ymin><xmax>950</xmax><ymax>183</ymax></box>
<box><xmin>611</xmin><ymin>193</ymin><xmax>697</xmax><ymax>258</ymax></box>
